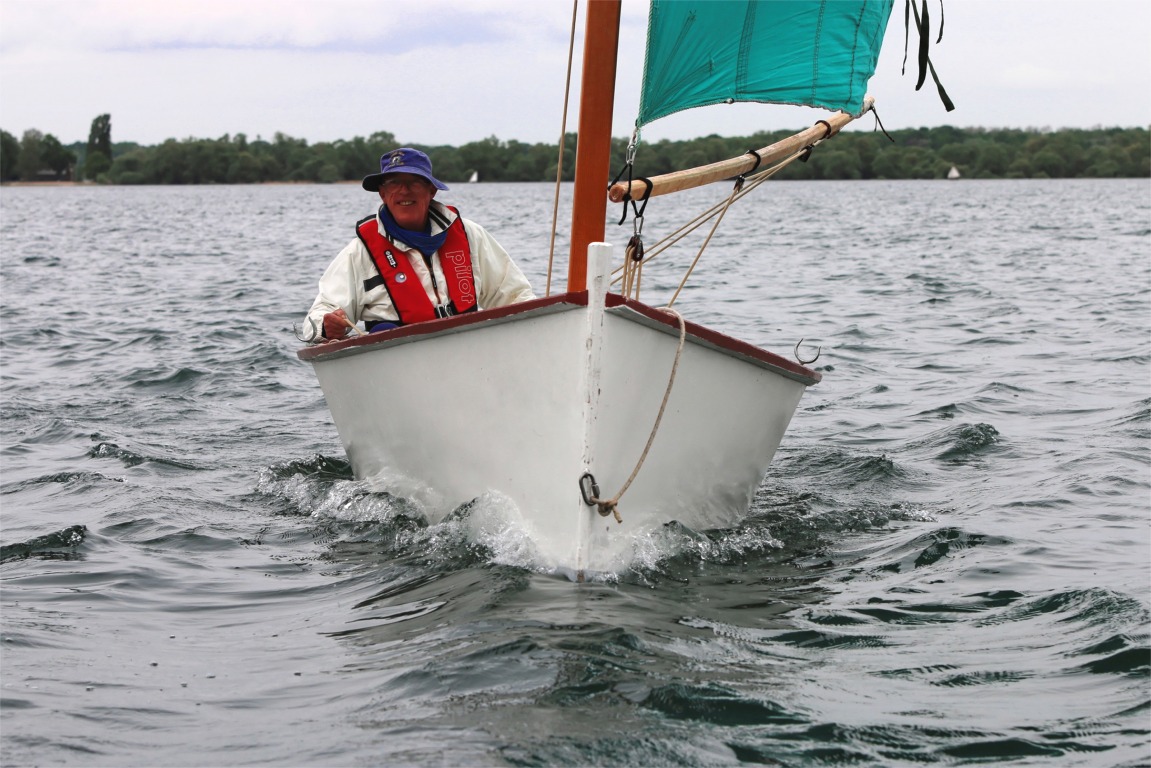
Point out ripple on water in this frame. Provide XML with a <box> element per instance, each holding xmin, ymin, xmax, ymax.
<box><xmin>2</xmin><ymin>180</ymin><xmax>1148</xmax><ymax>766</ymax></box>
<box><xmin>905</xmin><ymin>422</ymin><xmax>1003</xmax><ymax>462</ymax></box>
<box><xmin>0</xmin><ymin>525</ymin><xmax>87</xmax><ymax>563</ymax></box>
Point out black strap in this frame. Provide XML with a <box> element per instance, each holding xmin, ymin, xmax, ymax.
<box><xmin>915</xmin><ymin>0</ymin><xmax>929</xmax><ymax>90</ymax></box>
<box><xmin>871</xmin><ymin>108</ymin><xmax>896</xmax><ymax>143</ymax></box>
<box><xmin>609</xmin><ymin>158</ymin><xmax>652</xmax><ymax>226</ymax></box>
<box><xmin>903</xmin><ymin>0</ymin><xmax>955</xmax><ymax>112</ymax></box>
<box><xmin>744</xmin><ymin>148</ymin><xmax>763</xmax><ymax>173</ymax></box>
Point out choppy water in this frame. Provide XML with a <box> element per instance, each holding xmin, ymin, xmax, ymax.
<box><xmin>1</xmin><ymin>178</ymin><xmax>1148</xmax><ymax>767</ymax></box>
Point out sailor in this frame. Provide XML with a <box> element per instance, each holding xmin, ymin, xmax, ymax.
<box><xmin>303</xmin><ymin>147</ymin><xmax>535</xmax><ymax>341</ymax></box>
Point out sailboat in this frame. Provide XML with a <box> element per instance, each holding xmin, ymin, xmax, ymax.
<box><xmin>299</xmin><ymin>0</ymin><xmax>914</xmax><ymax>579</ymax></box>
<box><xmin>468</xmin><ymin>170</ymin><xmax>479</xmax><ymax>183</ymax></box>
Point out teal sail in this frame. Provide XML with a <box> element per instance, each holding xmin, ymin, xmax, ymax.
<box><xmin>638</xmin><ymin>0</ymin><xmax>894</xmax><ymax>128</ymax></box>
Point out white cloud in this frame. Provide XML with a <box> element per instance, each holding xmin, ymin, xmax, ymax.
<box><xmin>0</xmin><ymin>0</ymin><xmax>568</xmax><ymax>52</ymax></box>
<box><xmin>1</xmin><ymin>0</ymin><xmax>1147</xmax><ymax>146</ymax></box>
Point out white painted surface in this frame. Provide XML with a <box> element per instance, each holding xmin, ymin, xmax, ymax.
<box><xmin>308</xmin><ymin>244</ymin><xmax>812</xmax><ymax>575</ymax></box>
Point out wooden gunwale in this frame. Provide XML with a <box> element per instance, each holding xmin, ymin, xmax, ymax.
<box><xmin>297</xmin><ymin>291</ymin><xmax>589</xmax><ymax>362</ymax></box>
<box><xmin>604</xmin><ymin>295</ymin><xmax>821</xmax><ymax>386</ymax></box>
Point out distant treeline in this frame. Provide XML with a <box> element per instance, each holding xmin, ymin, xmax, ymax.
<box><xmin>2</xmin><ymin>121</ymin><xmax>1148</xmax><ymax>184</ymax></box>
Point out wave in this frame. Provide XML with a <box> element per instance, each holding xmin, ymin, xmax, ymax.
<box><xmin>775</xmin><ymin>447</ymin><xmax>914</xmax><ymax>486</ymax></box>
<box><xmin>86</xmin><ymin>442</ymin><xmax>203</xmax><ymax>471</ymax></box>
<box><xmin>866</xmin><ymin>526</ymin><xmax>1009</xmax><ymax>575</ymax></box>
<box><xmin>905</xmin><ymin>422</ymin><xmax>1003</xmax><ymax>462</ymax></box>
<box><xmin>992</xmin><ymin>588</ymin><xmax>1150</xmax><ymax>631</ymax></box>
<box><xmin>0</xmin><ymin>524</ymin><xmax>87</xmax><ymax>563</ymax></box>
<box><xmin>257</xmin><ymin>456</ymin><xmax>533</xmax><ymax>572</ymax></box>
<box><xmin>258</xmin><ymin>455</ymin><xmax>926</xmax><ymax>579</ymax></box>
<box><xmin>125</xmin><ymin>366</ymin><xmax>209</xmax><ymax>391</ymax></box>
<box><xmin>0</xmin><ymin>470</ymin><xmax>124</xmax><ymax>494</ymax></box>
<box><xmin>256</xmin><ymin>441</ymin><xmax>968</xmax><ymax>584</ymax></box>
<box><xmin>642</xmin><ymin>681</ymin><xmax>806</xmax><ymax>726</ymax></box>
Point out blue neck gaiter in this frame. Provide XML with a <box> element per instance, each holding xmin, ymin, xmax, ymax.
<box><xmin>380</xmin><ymin>205</ymin><xmax>448</xmax><ymax>260</ymax></box>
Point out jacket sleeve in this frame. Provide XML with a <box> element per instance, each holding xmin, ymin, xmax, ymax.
<box><xmin>464</xmin><ymin>219</ymin><xmax>536</xmax><ymax>310</ymax></box>
<box><xmin>303</xmin><ymin>238</ymin><xmax>397</xmax><ymax>341</ymax></box>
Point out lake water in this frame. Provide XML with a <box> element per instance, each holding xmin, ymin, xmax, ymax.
<box><xmin>1</xmin><ymin>178</ymin><xmax>1148</xmax><ymax>766</ymax></box>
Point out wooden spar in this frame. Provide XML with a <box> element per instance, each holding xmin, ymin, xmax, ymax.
<box><xmin>608</xmin><ymin>96</ymin><xmax>875</xmax><ymax>203</ymax></box>
<box><xmin>567</xmin><ymin>0</ymin><xmax>622</xmax><ymax>292</ymax></box>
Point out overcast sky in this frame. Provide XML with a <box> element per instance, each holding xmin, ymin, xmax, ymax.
<box><xmin>1</xmin><ymin>0</ymin><xmax>1148</xmax><ymax>148</ymax></box>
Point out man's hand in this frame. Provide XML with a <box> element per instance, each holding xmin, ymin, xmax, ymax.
<box><xmin>322</xmin><ymin>309</ymin><xmax>353</xmax><ymax>341</ymax></box>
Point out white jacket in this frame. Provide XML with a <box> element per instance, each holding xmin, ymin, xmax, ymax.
<box><xmin>304</xmin><ymin>200</ymin><xmax>535</xmax><ymax>340</ymax></box>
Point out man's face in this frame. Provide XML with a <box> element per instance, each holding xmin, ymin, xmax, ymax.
<box><xmin>378</xmin><ymin>173</ymin><xmax>436</xmax><ymax>231</ymax></box>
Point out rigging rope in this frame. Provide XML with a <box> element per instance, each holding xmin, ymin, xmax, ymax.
<box><xmin>583</xmin><ymin>122</ymin><xmax>842</xmax><ymax>521</ymax></box>
<box><xmin>665</xmin><ymin>181</ymin><xmax>739</xmax><ymax>309</ymax></box>
<box><xmin>587</xmin><ymin>307</ymin><xmax>687</xmax><ymax>523</ymax></box>
<box><xmin>545</xmin><ymin>0</ymin><xmax>580</xmax><ymax>296</ymax></box>
<box><xmin>620</xmin><ymin>188</ymin><xmax>646</xmax><ymax>300</ymax></box>
<box><xmin>609</xmin><ymin>141</ymin><xmax>812</xmax><ymax>297</ymax></box>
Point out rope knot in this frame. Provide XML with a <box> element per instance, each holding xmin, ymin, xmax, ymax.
<box><xmin>596</xmin><ymin>499</ymin><xmax>623</xmax><ymax>524</ymax></box>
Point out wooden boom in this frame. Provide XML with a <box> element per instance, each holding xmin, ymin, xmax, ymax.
<box><xmin>608</xmin><ymin>96</ymin><xmax>874</xmax><ymax>203</ymax></box>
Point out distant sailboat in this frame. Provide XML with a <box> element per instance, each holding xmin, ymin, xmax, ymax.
<box><xmin>947</xmin><ymin>165</ymin><xmax>961</xmax><ymax>180</ymax></box>
<box><xmin>468</xmin><ymin>170</ymin><xmax>479</xmax><ymax>183</ymax></box>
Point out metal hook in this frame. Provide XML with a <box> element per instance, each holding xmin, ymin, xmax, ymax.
<box><xmin>794</xmin><ymin>338</ymin><xmax>821</xmax><ymax>365</ymax></box>
<box><xmin>294</xmin><ymin>316</ymin><xmax>319</xmax><ymax>343</ymax></box>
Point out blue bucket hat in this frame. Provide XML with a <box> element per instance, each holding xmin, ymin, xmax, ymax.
<box><xmin>362</xmin><ymin>147</ymin><xmax>449</xmax><ymax>192</ymax></box>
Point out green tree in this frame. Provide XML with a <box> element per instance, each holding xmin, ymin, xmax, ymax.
<box><xmin>107</xmin><ymin>149</ymin><xmax>150</xmax><ymax>184</ymax></box>
<box><xmin>678</xmin><ymin>135</ymin><xmax>730</xmax><ymax>171</ymax></box>
<box><xmin>270</xmin><ymin>132</ymin><xmax>309</xmax><ymax>179</ymax></box>
<box><xmin>851</xmin><ymin>134</ymin><xmax>883</xmax><ymax>179</ymax></box>
<box><xmin>333</xmin><ymin>131</ymin><xmax>397</xmax><ymax>181</ymax></box>
<box><xmin>84</xmin><ymin>113</ymin><xmax>112</xmax><ymax>180</ymax></box>
<box><xmin>1082</xmin><ymin>145</ymin><xmax>1125</xmax><ymax>178</ymax></box>
<box><xmin>186</xmin><ymin>136</ymin><xmax>233</xmax><ymax>183</ymax></box>
<box><xmin>938</xmin><ymin>141</ymin><xmax>977</xmax><ymax>168</ymax></box>
<box><xmin>16</xmin><ymin>129</ymin><xmax>44</xmax><ymax>181</ymax></box>
<box><xmin>151</xmin><ymin>139</ymin><xmax>191</xmax><ymax>184</ymax></box>
<box><xmin>84</xmin><ymin>151</ymin><xmax>112</xmax><ymax>180</ymax></box>
<box><xmin>88</xmin><ymin>114</ymin><xmax>112</xmax><ymax>157</ymax></box>
<box><xmin>458</xmin><ymin>136</ymin><xmax>506</xmax><ymax>183</ymax></box>
<box><xmin>973</xmin><ymin>141</ymin><xmax>1009</xmax><ymax>177</ymax></box>
<box><xmin>1031</xmin><ymin>148</ymin><xmax>1064</xmax><ymax>178</ymax></box>
<box><xmin>8</xmin><ymin>124</ymin><xmax>1147</xmax><ymax>186</ymax></box>
<box><xmin>0</xmin><ymin>130</ymin><xmax>20</xmax><ymax>181</ymax></box>
<box><xmin>40</xmin><ymin>134</ymin><xmax>76</xmax><ymax>179</ymax></box>
<box><xmin>928</xmin><ymin>124</ymin><xmax>966</xmax><ymax>150</ymax></box>
<box><xmin>1006</xmin><ymin>155</ymin><xmax>1033</xmax><ymax>178</ymax></box>
<box><xmin>814</xmin><ymin>148</ymin><xmax>863</xmax><ymax>180</ymax></box>
<box><xmin>226</xmin><ymin>152</ymin><xmax>263</xmax><ymax>183</ymax></box>
<box><xmin>427</xmin><ymin>146</ymin><xmax>465</xmax><ymax>181</ymax></box>
<box><xmin>871</xmin><ymin>145</ymin><xmax>904</xmax><ymax>179</ymax></box>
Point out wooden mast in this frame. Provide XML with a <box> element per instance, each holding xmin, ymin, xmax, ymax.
<box><xmin>567</xmin><ymin>0</ymin><xmax>622</xmax><ymax>293</ymax></box>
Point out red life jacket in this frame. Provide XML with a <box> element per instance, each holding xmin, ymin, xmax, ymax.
<box><xmin>356</xmin><ymin>206</ymin><xmax>477</xmax><ymax>325</ymax></box>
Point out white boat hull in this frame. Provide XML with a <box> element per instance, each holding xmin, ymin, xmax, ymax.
<box><xmin>299</xmin><ymin>244</ymin><xmax>819</xmax><ymax>577</ymax></box>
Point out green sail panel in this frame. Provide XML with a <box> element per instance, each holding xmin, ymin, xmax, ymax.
<box><xmin>638</xmin><ymin>0</ymin><xmax>894</xmax><ymax>128</ymax></box>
